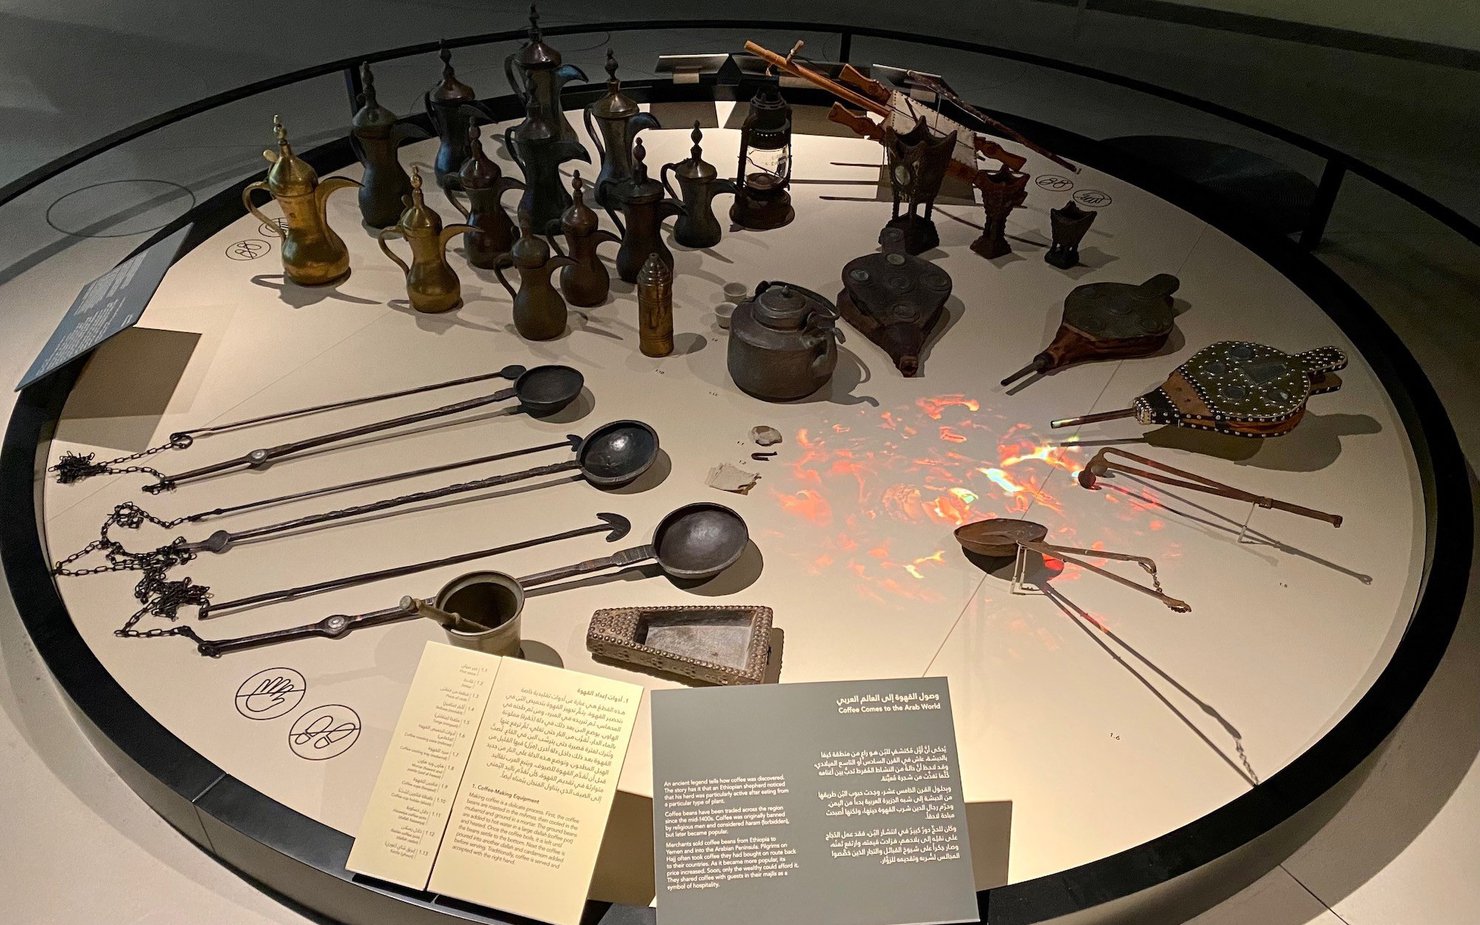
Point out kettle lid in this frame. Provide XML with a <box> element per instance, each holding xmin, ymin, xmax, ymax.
<box><xmin>589</xmin><ymin>49</ymin><xmax>639</xmax><ymax>119</ymax></box>
<box><xmin>352</xmin><ymin>63</ymin><xmax>398</xmax><ymax>133</ymax></box>
<box><xmin>398</xmin><ymin>167</ymin><xmax>443</xmax><ymax>231</ymax></box>
<box><xmin>670</xmin><ymin>122</ymin><xmax>718</xmax><ymax>181</ymax></box>
<box><xmin>264</xmin><ymin>115</ymin><xmax>320</xmax><ymax>195</ymax></box>
<box><xmin>459</xmin><ymin>124</ymin><xmax>502</xmax><ymax>188</ymax></box>
<box><xmin>753</xmin><ymin>283</ymin><xmax>813</xmax><ymax>329</ymax></box>
<box><xmin>514</xmin><ymin>3</ymin><xmax>562</xmax><ymax>69</ymax></box>
<box><xmin>560</xmin><ymin>171</ymin><xmax>600</xmax><ymax>233</ymax></box>
<box><xmin>430</xmin><ymin>43</ymin><xmax>476</xmax><ymax>101</ymax></box>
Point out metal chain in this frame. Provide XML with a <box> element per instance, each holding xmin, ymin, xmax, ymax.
<box><xmin>49</xmin><ymin>434</ymin><xmax>193</xmax><ymax>485</ymax></box>
<box><xmin>53</xmin><ymin>501</ymin><xmax>210</xmax><ymax>626</ymax></box>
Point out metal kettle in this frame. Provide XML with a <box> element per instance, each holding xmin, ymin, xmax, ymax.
<box><xmin>584</xmin><ymin>49</ymin><xmax>661</xmax><ymax>210</ymax></box>
<box><xmin>727</xmin><ymin>282</ymin><xmax>841</xmax><ymax>401</ymax></box>
<box><xmin>661</xmin><ymin>122</ymin><xmax>738</xmax><ymax>249</ymax></box>
<box><xmin>242</xmin><ymin>115</ymin><xmax>360</xmax><ymax>287</ymax></box>
<box><xmin>377</xmin><ymin>167</ymin><xmax>475</xmax><ymax>314</ymax></box>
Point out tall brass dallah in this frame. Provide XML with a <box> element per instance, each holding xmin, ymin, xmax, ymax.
<box><xmin>243</xmin><ymin>115</ymin><xmax>359</xmax><ymax>286</ymax></box>
<box><xmin>349</xmin><ymin>62</ymin><xmax>414</xmax><ymax>229</ymax></box>
<box><xmin>495</xmin><ymin>214</ymin><xmax>576</xmax><ymax>340</ymax></box>
<box><xmin>447</xmin><ymin>123</ymin><xmax>524</xmax><ymax>268</ymax></box>
<box><xmin>584</xmin><ymin>49</ymin><xmax>660</xmax><ymax>209</ymax></box>
<box><xmin>552</xmin><ymin>172</ymin><xmax>620</xmax><ymax>306</ymax></box>
<box><xmin>662</xmin><ymin>122</ymin><xmax>738</xmax><ymax>249</ymax></box>
<box><xmin>378</xmin><ymin>167</ymin><xmax>475</xmax><ymax>314</ymax></box>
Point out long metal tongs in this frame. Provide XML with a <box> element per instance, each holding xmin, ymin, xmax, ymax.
<box><xmin>49</xmin><ymin>364</ymin><xmax>526</xmax><ymax>485</ymax></box>
<box><xmin>1078</xmin><ymin>448</ymin><xmax>1343</xmax><ymax>527</ymax></box>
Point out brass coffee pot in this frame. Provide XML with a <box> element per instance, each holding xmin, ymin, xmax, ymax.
<box><xmin>584</xmin><ymin>49</ymin><xmax>661</xmax><ymax>210</ymax></box>
<box><xmin>495</xmin><ymin>214</ymin><xmax>577</xmax><ymax>340</ymax></box>
<box><xmin>377</xmin><ymin>167</ymin><xmax>475</xmax><ymax>314</ymax></box>
<box><xmin>550</xmin><ymin>172</ymin><xmax>620</xmax><ymax>307</ymax></box>
<box><xmin>350</xmin><ymin>62</ymin><xmax>417</xmax><ymax>229</ymax></box>
<box><xmin>608</xmin><ymin>138</ymin><xmax>683</xmax><ymax>283</ymax></box>
<box><xmin>447</xmin><ymin>123</ymin><xmax>525</xmax><ymax>268</ymax></box>
<box><xmin>662</xmin><ymin>122</ymin><xmax>738</xmax><ymax>249</ymax></box>
<box><xmin>243</xmin><ymin>115</ymin><xmax>360</xmax><ymax>286</ymax></box>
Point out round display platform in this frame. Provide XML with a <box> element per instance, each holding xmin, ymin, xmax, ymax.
<box><xmin>6</xmin><ymin>89</ymin><xmax>1464</xmax><ymax>925</ymax></box>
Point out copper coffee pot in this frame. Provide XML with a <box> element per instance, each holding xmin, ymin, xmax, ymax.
<box><xmin>242</xmin><ymin>115</ymin><xmax>360</xmax><ymax>286</ymax></box>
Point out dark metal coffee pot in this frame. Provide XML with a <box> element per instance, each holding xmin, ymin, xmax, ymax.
<box><xmin>661</xmin><ymin>122</ymin><xmax>738</xmax><ymax>249</ymax></box>
<box><xmin>504</xmin><ymin>4</ymin><xmax>587</xmax><ymax>151</ymax></box>
<box><xmin>424</xmin><ymin>42</ymin><xmax>488</xmax><ymax>190</ymax></box>
<box><xmin>495</xmin><ymin>214</ymin><xmax>577</xmax><ymax>340</ymax></box>
<box><xmin>550</xmin><ymin>171</ymin><xmax>620</xmax><ymax>306</ymax></box>
<box><xmin>727</xmin><ymin>282</ymin><xmax>841</xmax><ymax>401</ymax></box>
<box><xmin>349</xmin><ymin>62</ymin><xmax>417</xmax><ymax>229</ymax></box>
<box><xmin>506</xmin><ymin>95</ymin><xmax>592</xmax><ymax>234</ymax></box>
<box><xmin>607</xmin><ymin>139</ymin><xmax>683</xmax><ymax>283</ymax></box>
<box><xmin>447</xmin><ymin>123</ymin><xmax>525</xmax><ymax>268</ymax></box>
<box><xmin>584</xmin><ymin>50</ymin><xmax>661</xmax><ymax>210</ymax></box>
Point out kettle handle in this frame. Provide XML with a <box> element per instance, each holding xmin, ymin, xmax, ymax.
<box><xmin>492</xmin><ymin>252</ymin><xmax>518</xmax><ymax>299</ymax></box>
<box><xmin>503</xmin><ymin>125</ymin><xmax>524</xmax><ymax>169</ymax></box>
<box><xmin>444</xmin><ymin>186</ymin><xmax>470</xmax><ymax>219</ymax></box>
<box><xmin>583</xmin><ymin>108</ymin><xmax>605</xmax><ymax>160</ymax></box>
<box><xmin>504</xmin><ymin>52</ymin><xmax>525</xmax><ymax>99</ymax></box>
<box><xmin>241</xmin><ymin>182</ymin><xmax>284</xmax><ymax>238</ymax></box>
<box><xmin>377</xmin><ymin>229</ymin><xmax>410</xmax><ymax>275</ymax></box>
<box><xmin>659</xmin><ymin>162</ymin><xmax>680</xmax><ymax>205</ymax></box>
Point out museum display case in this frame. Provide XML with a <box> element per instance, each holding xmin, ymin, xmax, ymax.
<box><xmin>1</xmin><ymin>14</ymin><xmax>1473</xmax><ymax>925</ymax></box>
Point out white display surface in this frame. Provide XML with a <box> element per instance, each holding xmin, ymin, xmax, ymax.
<box><xmin>37</xmin><ymin>101</ymin><xmax>1424</xmax><ymax>890</ymax></box>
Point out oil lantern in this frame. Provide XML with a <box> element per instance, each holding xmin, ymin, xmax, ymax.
<box><xmin>730</xmin><ymin>73</ymin><xmax>794</xmax><ymax>230</ymax></box>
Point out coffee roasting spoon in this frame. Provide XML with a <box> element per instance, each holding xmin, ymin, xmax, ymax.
<box><xmin>146</xmin><ymin>364</ymin><xmax>584</xmax><ymax>492</ymax></box>
<box><xmin>176</xmin><ymin>420</ymin><xmax>657</xmax><ymax>558</ymax></box>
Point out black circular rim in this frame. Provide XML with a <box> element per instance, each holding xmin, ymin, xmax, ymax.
<box><xmin>2</xmin><ymin>52</ymin><xmax>1470</xmax><ymax>925</ymax></box>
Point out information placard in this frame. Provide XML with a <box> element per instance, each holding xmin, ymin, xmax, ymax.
<box><xmin>17</xmin><ymin>225</ymin><xmax>190</xmax><ymax>391</ymax></box>
<box><xmin>652</xmin><ymin>678</ymin><xmax>979</xmax><ymax>925</ymax></box>
<box><xmin>348</xmin><ymin>642</ymin><xmax>642</xmax><ymax>925</ymax></box>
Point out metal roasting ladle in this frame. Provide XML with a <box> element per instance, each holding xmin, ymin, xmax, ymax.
<box><xmin>146</xmin><ymin>364</ymin><xmax>584</xmax><ymax>492</ymax></box>
<box><xmin>192</xmin><ymin>513</ymin><xmax>630</xmax><ymax>634</ymax></box>
<box><xmin>186</xmin><ymin>503</ymin><xmax>750</xmax><ymax>654</ymax></box>
<box><xmin>176</xmin><ymin>420</ymin><xmax>657</xmax><ymax>558</ymax></box>
<box><xmin>954</xmin><ymin>517</ymin><xmax>1190</xmax><ymax>612</ymax></box>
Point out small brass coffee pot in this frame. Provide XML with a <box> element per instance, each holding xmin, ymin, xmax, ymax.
<box><xmin>377</xmin><ymin>167</ymin><xmax>475</xmax><ymax>314</ymax></box>
<box><xmin>350</xmin><ymin>62</ymin><xmax>417</xmax><ymax>229</ymax></box>
<box><xmin>585</xmin><ymin>50</ymin><xmax>661</xmax><ymax>210</ymax></box>
<box><xmin>243</xmin><ymin>115</ymin><xmax>360</xmax><ymax>286</ymax></box>
<box><xmin>447</xmin><ymin>123</ymin><xmax>525</xmax><ymax>268</ymax></box>
<box><xmin>662</xmin><ymin>122</ymin><xmax>738</xmax><ymax>249</ymax></box>
<box><xmin>609</xmin><ymin>139</ymin><xmax>683</xmax><ymax>283</ymax></box>
<box><xmin>551</xmin><ymin>172</ymin><xmax>620</xmax><ymax>307</ymax></box>
<box><xmin>495</xmin><ymin>214</ymin><xmax>576</xmax><ymax>340</ymax></box>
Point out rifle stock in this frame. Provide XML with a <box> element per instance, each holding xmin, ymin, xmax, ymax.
<box><xmin>839</xmin><ymin>63</ymin><xmax>891</xmax><ymax>103</ymax></box>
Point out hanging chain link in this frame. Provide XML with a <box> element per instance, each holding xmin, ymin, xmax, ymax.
<box><xmin>49</xmin><ymin>433</ymin><xmax>194</xmax><ymax>485</ymax></box>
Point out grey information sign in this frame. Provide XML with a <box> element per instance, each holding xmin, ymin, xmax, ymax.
<box><xmin>652</xmin><ymin>678</ymin><xmax>979</xmax><ymax>925</ymax></box>
<box><xmin>17</xmin><ymin>225</ymin><xmax>191</xmax><ymax>391</ymax></box>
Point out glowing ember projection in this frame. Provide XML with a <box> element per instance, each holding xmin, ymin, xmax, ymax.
<box><xmin>768</xmin><ymin>396</ymin><xmax>1093</xmax><ymax>602</ymax></box>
